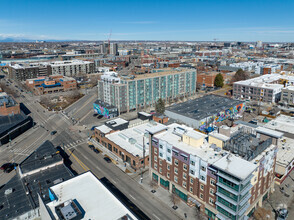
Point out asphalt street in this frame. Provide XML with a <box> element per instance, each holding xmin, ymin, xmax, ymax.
<box><xmin>66</xmin><ymin>143</ymin><xmax>181</xmax><ymax>220</ymax></box>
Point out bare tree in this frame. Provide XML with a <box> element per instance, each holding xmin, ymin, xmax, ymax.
<box><xmin>149</xmin><ymin>180</ymin><xmax>158</xmax><ymax>193</ymax></box>
<box><xmin>170</xmin><ymin>189</ymin><xmax>181</xmax><ymax>209</ymax></box>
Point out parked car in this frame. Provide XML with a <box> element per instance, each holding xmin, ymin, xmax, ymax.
<box><xmin>0</xmin><ymin>163</ymin><xmax>18</xmax><ymax>173</ymax></box>
<box><xmin>50</xmin><ymin>130</ymin><xmax>57</xmax><ymax>135</ymax></box>
<box><xmin>103</xmin><ymin>157</ymin><xmax>111</xmax><ymax>163</ymax></box>
<box><xmin>88</xmin><ymin>145</ymin><xmax>94</xmax><ymax>150</ymax></box>
<box><xmin>93</xmin><ymin>149</ymin><xmax>100</xmax><ymax>154</ymax></box>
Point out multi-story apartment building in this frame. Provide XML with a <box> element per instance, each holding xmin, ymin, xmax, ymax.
<box><xmin>280</xmin><ymin>86</ymin><xmax>294</xmax><ymax>106</ymax></box>
<box><xmin>8</xmin><ymin>60</ymin><xmax>95</xmax><ymax>81</ymax></box>
<box><xmin>8</xmin><ymin>63</ymin><xmax>43</xmax><ymax>81</ymax></box>
<box><xmin>233</xmin><ymin>74</ymin><xmax>285</xmax><ymax>103</ymax></box>
<box><xmin>147</xmin><ymin>123</ymin><xmax>278</xmax><ymax>220</ymax></box>
<box><xmin>50</xmin><ymin>60</ymin><xmax>94</xmax><ymax>76</ymax></box>
<box><xmin>97</xmin><ymin>68</ymin><xmax>197</xmax><ymax>113</ymax></box>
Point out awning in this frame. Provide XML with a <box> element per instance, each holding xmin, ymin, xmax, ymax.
<box><xmin>188</xmin><ymin>197</ymin><xmax>201</xmax><ymax>207</ymax></box>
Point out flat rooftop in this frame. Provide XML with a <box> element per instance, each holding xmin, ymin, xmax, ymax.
<box><xmin>20</xmin><ymin>140</ymin><xmax>63</xmax><ymax>175</ymax></box>
<box><xmin>264</xmin><ymin>115</ymin><xmax>294</xmax><ymax>135</ymax></box>
<box><xmin>121</xmin><ymin>68</ymin><xmax>193</xmax><ymax>80</ymax></box>
<box><xmin>213</xmin><ymin>154</ymin><xmax>257</xmax><ymax>180</ymax></box>
<box><xmin>0</xmin><ymin>141</ymin><xmax>73</xmax><ymax>219</ymax></box>
<box><xmin>276</xmin><ymin>137</ymin><xmax>294</xmax><ymax>169</ymax></box>
<box><xmin>46</xmin><ymin>172</ymin><xmax>138</xmax><ymax>220</ymax></box>
<box><xmin>0</xmin><ymin>111</ymin><xmax>29</xmax><ymax>135</ymax></box>
<box><xmin>165</xmin><ymin>95</ymin><xmax>244</xmax><ymax>120</ymax></box>
<box><xmin>153</xmin><ymin>123</ymin><xmax>223</xmax><ymax>164</ymax></box>
<box><xmin>106</xmin><ymin>121</ymin><xmax>165</xmax><ymax>157</ymax></box>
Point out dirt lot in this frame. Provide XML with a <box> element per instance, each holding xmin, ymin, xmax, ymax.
<box><xmin>39</xmin><ymin>91</ymin><xmax>84</xmax><ymax>111</ymax></box>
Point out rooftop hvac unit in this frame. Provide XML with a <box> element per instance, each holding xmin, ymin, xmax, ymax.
<box><xmin>5</xmin><ymin>188</ymin><xmax>13</xmax><ymax>195</ymax></box>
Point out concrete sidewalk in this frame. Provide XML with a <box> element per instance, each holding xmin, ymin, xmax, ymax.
<box><xmin>133</xmin><ymin>171</ymin><xmax>205</xmax><ymax>220</ymax></box>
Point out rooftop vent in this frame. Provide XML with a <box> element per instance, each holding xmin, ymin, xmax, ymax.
<box><xmin>5</xmin><ymin>188</ymin><xmax>13</xmax><ymax>195</ymax></box>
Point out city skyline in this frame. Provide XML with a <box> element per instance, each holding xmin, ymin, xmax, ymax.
<box><xmin>1</xmin><ymin>0</ymin><xmax>294</xmax><ymax>42</ymax></box>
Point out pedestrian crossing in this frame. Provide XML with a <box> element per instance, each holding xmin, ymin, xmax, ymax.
<box><xmin>64</xmin><ymin>139</ymin><xmax>88</xmax><ymax>149</ymax></box>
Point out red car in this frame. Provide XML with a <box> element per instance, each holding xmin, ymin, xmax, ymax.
<box><xmin>0</xmin><ymin>163</ymin><xmax>18</xmax><ymax>173</ymax></box>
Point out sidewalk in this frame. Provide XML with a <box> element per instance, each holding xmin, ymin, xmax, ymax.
<box><xmin>133</xmin><ymin>171</ymin><xmax>205</xmax><ymax>220</ymax></box>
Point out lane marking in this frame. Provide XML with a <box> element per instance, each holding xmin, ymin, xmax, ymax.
<box><xmin>153</xmin><ymin>214</ymin><xmax>161</xmax><ymax>220</ymax></box>
<box><xmin>129</xmin><ymin>194</ymin><xmax>137</xmax><ymax>201</ymax></box>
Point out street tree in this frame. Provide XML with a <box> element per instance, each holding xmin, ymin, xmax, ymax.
<box><xmin>155</xmin><ymin>98</ymin><xmax>165</xmax><ymax>114</ymax></box>
<box><xmin>214</xmin><ymin>73</ymin><xmax>224</xmax><ymax>88</ymax></box>
<box><xmin>170</xmin><ymin>188</ymin><xmax>180</xmax><ymax>209</ymax></box>
<box><xmin>231</xmin><ymin>69</ymin><xmax>250</xmax><ymax>83</ymax></box>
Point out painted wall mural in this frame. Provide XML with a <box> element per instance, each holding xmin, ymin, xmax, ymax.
<box><xmin>93</xmin><ymin>103</ymin><xmax>110</xmax><ymax>118</ymax></box>
<box><xmin>199</xmin><ymin>103</ymin><xmax>246</xmax><ymax>132</ymax></box>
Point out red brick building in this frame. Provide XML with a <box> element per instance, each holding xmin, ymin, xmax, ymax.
<box><xmin>26</xmin><ymin>75</ymin><xmax>77</xmax><ymax>95</ymax></box>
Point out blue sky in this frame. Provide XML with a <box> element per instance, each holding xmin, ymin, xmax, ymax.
<box><xmin>1</xmin><ymin>0</ymin><xmax>294</xmax><ymax>42</ymax></box>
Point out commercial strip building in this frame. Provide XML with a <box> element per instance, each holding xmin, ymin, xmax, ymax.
<box><xmin>0</xmin><ymin>91</ymin><xmax>33</xmax><ymax>145</ymax></box>
<box><xmin>0</xmin><ymin>141</ymin><xmax>74</xmax><ymax>219</ymax></box>
<box><xmin>97</xmin><ymin>68</ymin><xmax>197</xmax><ymax>113</ymax></box>
<box><xmin>93</xmin><ymin>99</ymin><xmax>118</xmax><ymax>119</ymax></box>
<box><xmin>232</xmin><ymin>74</ymin><xmax>294</xmax><ymax>103</ymax></box>
<box><xmin>8</xmin><ymin>60</ymin><xmax>95</xmax><ymax>81</ymax></box>
<box><xmin>26</xmin><ymin>75</ymin><xmax>77</xmax><ymax>95</ymax></box>
<box><xmin>146</xmin><ymin>122</ymin><xmax>278</xmax><ymax>220</ymax></box>
<box><xmin>165</xmin><ymin>95</ymin><xmax>245</xmax><ymax>132</ymax></box>
<box><xmin>41</xmin><ymin>171</ymin><xmax>138</xmax><ymax>220</ymax></box>
<box><xmin>94</xmin><ymin>117</ymin><xmax>166</xmax><ymax>170</ymax></box>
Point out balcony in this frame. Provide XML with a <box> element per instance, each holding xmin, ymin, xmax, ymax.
<box><xmin>218</xmin><ymin>172</ymin><xmax>241</xmax><ymax>185</ymax></box>
<box><xmin>217</xmin><ymin>182</ymin><xmax>239</xmax><ymax>195</ymax></box>
<box><xmin>216</xmin><ymin>201</ymin><xmax>237</xmax><ymax>216</ymax></box>
<box><xmin>216</xmin><ymin>191</ymin><xmax>238</xmax><ymax>206</ymax></box>
<box><xmin>218</xmin><ymin>177</ymin><xmax>240</xmax><ymax>192</ymax></box>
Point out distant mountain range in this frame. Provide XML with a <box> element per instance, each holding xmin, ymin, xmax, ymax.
<box><xmin>0</xmin><ymin>37</ymin><xmax>66</xmax><ymax>42</ymax></box>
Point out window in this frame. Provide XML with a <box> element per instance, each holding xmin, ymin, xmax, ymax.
<box><xmin>183</xmin><ymin>181</ymin><xmax>187</xmax><ymax>188</ymax></box>
<box><xmin>190</xmin><ymin>187</ymin><xmax>193</xmax><ymax>193</ymax></box>
<box><xmin>209</xmin><ymin>188</ymin><xmax>214</xmax><ymax>195</ymax></box>
<box><xmin>200</xmin><ymin>184</ymin><xmax>204</xmax><ymax>190</ymax></box>
<box><xmin>167</xmin><ymin>172</ymin><xmax>170</xmax><ymax>178</ymax></box>
<box><xmin>200</xmin><ymin>176</ymin><xmax>205</xmax><ymax>181</ymax></box>
<box><xmin>159</xmin><ymin>160</ymin><xmax>162</xmax><ymax>165</ymax></box>
<box><xmin>154</xmin><ymin>148</ymin><xmax>158</xmax><ymax>154</ymax></box>
<box><xmin>154</xmin><ymin>156</ymin><xmax>157</xmax><ymax>162</ymax></box>
<box><xmin>174</xmin><ymin>159</ymin><xmax>178</xmax><ymax>166</ymax></box>
<box><xmin>174</xmin><ymin>152</ymin><xmax>178</xmax><ymax>156</ymax></box>
<box><xmin>154</xmin><ymin>163</ymin><xmax>157</xmax><ymax>169</ymax></box>
<box><xmin>209</xmin><ymin>197</ymin><xmax>214</xmax><ymax>205</ymax></box>
<box><xmin>159</xmin><ymin>168</ymin><xmax>162</xmax><ymax>173</ymax></box>
<box><xmin>190</xmin><ymin>170</ymin><xmax>195</xmax><ymax>175</ymax></box>
<box><xmin>133</xmin><ymin>160</ymin><xmax>136</xmax><ymax>166</ymax></box>
<box><xmin>174</xmin><ymin>167</ymin><xmax>178</xmax><ymax>174</ymax></box>
<box><xmin>183</xmin><ymin>164</ymin><xmax>187</xmax><ymax>171</ymax></box>
<box><xmin>174</xmin><ymin>176</ymin><xmax>178</xmax><ymax>183</ymax></box>
<box><xmin>210</xmin><ymin>179</ymin><xmax>215</xmax><ymax>185</ymax></box>
<box><xmin>167</xmin><ymin>164</ymin><xmax>170</xmax><ymax>170</ymax></box>
<box><xmin>190</xmin><ymin>161</ymin><xmax>195</xmax><ymax>166</ymax></box>
<box><xmin>183</xmin><ymin>173</ymin><xmax>187</xmax><ymax>180</ymax></box>
<box><xmin>159</xmin><ymin>153</ymin><xmax>163</xmax><ymax>157</ymax></box>
<box><xmin>190</xmin><ymin>178</ymin><xmax>194</xmax><ymax>184</ymax></box>
<box><xmin>201</xmin><ymin>166</ymin><xmax>206</xmax><ymax>172</ymax></box>
<box><xmin>200</xmin><ymin>193</ymin><xmax>204</xmax><ymax>200</ymax></box>
<box><xmin>159</xmin><ymin>144</ymin><xmax>163</xmax><ymax>149</ymax></box>
<box><xmin>167</xmin><ymin>157</ymin><xmax>171</xmax><ymax>162</ymax></box>
<box><xmin>167</xmin><ymin>149</ymin><xmax>171</xmax><ymax>153</ymax></box>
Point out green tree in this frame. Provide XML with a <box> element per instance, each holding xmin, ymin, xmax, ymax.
<box><xmin>232</xmin><ymin>69</ymin><xmax>250</xmax><ymax>83</ymax></box>
<box><xmin>214</xmin><ymin>73</ymin><xmax>224</xmax><ymax>88</ymax></box>
<box><xmin>155</xmin><ymin>98</ymin><xmax>165</xmax><ymax>114</ymax></box>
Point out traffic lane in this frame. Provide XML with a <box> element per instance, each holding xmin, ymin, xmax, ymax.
<box><xmin>73</xmin><ymin>144</ymin><xmax>180</xmax><ymax>220</ymax></box>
